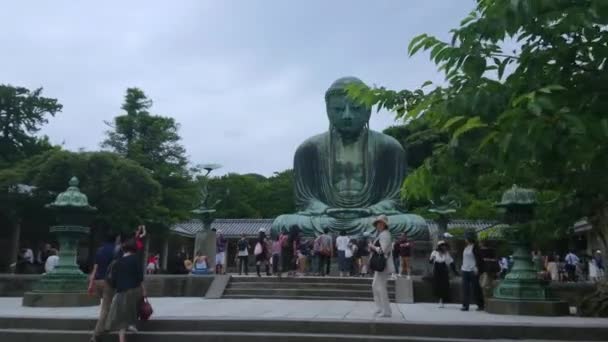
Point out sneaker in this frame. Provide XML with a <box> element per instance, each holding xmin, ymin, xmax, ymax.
<box><xmin>127</xmin><ymin>325</ymin><xmax>138</xmax><ymax>333</ymax></box>
<box><xmin>460</xmin><ymin>307</ymin><xmax>469</xmax><ymax>312</ymax></box>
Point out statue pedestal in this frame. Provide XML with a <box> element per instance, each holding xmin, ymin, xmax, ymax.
<box><xmin>22</xmin><ymin>292</ymin><xmax>98</xmax><ymax>307</ymax></box>
<box><xmin>394</xmin><ymin>277</ymin><xmax>414</xmax><ymax>303</ymax></box>
<box><xmin>194</xmin><ymin>230</ymin><xmax>216</xmax><ymax>270</ymax></box>
<box><xmin>486</xmin><ymin>298</ymin><xmax>569</xmax><ymax>316</ymax></box>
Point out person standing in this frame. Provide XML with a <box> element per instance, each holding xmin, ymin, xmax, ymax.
<box><xmin>460</xmin><ymin>232</ymin><xmax>485</xmax><ymax>312</ymax></box>
<box><xmin>336</xmin><ymin>231</ymin><xmax>350</xmax><ymax>277</ymax></box>
<box><xmin>44</xmin><ymin>249</ymin><xmax>59</xmax><ymax>274</ymax></box>
<box><xmin>589</xmin><ymin>250</ymin><xmax>604</xmax><ymax>282</ymax></box>
<box><xmin>369</xmin><ymin>215</ymin><xmax>394</xmax><ymax>318</ymax></box>
<box><xmin>89</xmin><ymin>233</ymin><xmax>119</xmax><ymax>342</ymax></box>
<box><xmin>271</xmin><ymin>236</ymin><xmax>282</xmax><ymax>277</ymax></box>
<box><xmin>478</xmin><ymin>241</ymin><xmax>498</xmax><ymax>298</ymax></box>
<box><xmin>357</xmin><ymin>232</ymin><xmax>370</xmax><ymax>276</ymax></box>
<box><xmin>344</xmin><ymin>238</ymin><xmax>357</xmax><ymax>277</ymax></box>
<box><xmin>237</xmin><ymin>234</ymin><xmax>250</xmax><ymax>276</ymax></box>
<box><xmin>105</xmin><ymin>239</ymin><xmax>146</xmax><ymax>342</ymax></box>
<box><xmin>430</xmin><ymin>241</ymin><xmax>457</xmax><ymax>308</ymax></box>
<box><xmin>315</xmin><ymin>228</ymin><xmax>333</xmax><ymax>276</ymax></box>
<box><xmin>545</xmin><ymin>252</ymin><xmax>559</xmax><ymax>281</ymax></box>
<box><xmin>397</xmin><ymin>233</ymin><xmax>412</xmax><ymax>279</ymax></box>
<box><xmin>254</xmin><ymin>229</ymin><xmax>271</xmax><ymax>277</ymax></box>
<box><xmin>215</xmin><ymin>230</ymin><xmax>227</xmax><ymax>275</ymax></box>
<box><xmin>565</xmin><ymin>250</ymin><xmax>579</xmax><ymax>282</ymax></box>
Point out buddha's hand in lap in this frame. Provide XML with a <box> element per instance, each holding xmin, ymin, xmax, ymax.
<box><xmin>325</xmin><ymin>208</ymin><xmax>372</xmax><ymax>219</ymax></box>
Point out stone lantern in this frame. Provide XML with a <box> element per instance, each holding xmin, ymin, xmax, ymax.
<box><xmin>22</xmin><ymin>177</ymin><xmax>99</xmax><ymax>307</ymax></box>
<box><xmin>486</xmin><ymin>185</ymin><xmax>568</xmax><ymax>316</ymax></box>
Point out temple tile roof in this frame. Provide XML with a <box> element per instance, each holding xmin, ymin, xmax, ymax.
<box><xmin>171</xmin><ymin>218</ymin><xmax>501</xmax><ymax>238</ymax></box>
<box><xmin>172</xmin><ymin>219</ymin><xmax>274</xmax><ymax>238</ymax></box>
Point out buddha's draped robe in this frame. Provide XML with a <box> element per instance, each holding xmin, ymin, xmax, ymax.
<box><xmin>272</xmin><ymin>128</ymin><xmax>429</xmax><ymax>239</ymax></box>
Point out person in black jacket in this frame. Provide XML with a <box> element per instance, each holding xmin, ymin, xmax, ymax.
<box><xmin>460</xmin><ymin>231</ymin><xmax>484</xmax><ymax>311</ymax></box>
<box><xmin>105</xmin><ymin>239</ymin><xmax>146</xmax><ymax>342</ymax></box>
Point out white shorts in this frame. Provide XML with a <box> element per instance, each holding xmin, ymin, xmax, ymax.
<box><xmin>215</xmin><ymin>252</ymin><xmax>226</xmax><ymax>265</ymax></box>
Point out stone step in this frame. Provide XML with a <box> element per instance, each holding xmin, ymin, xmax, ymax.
<box><xmin>0</xmin><ymin>318</ymin><xmax>606</xmax><ymax>341</ymax></box>
<box><xmin>226</xmin><ymin>281</ymin><xmax>395</xmax><ymax>290</ymax></box>
<box><xmin>223</xmin><ymin>288</ymin><xmax>395</xmax><ymax>299</ymax></box>
<box><xmin>222</xmin><ymin>294</ymin><xmax>377</xmax><ymax>301</ymax></box>
<box><xmin>0</xmin><ymin>328</ymin><xmax>527</xmax><ymax>342</ymax></box>
<box><xmin>230</xmin><ymin>276</ymin><xmax>391</xmax><ymax>284</ymax></box>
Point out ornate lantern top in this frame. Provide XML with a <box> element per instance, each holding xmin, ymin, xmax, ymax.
<box><xmin>495</xmin><ymin>184</ymin><xmax>537</xmax><ymax>208</ymax></box>
<box><xmin>46</xmin><ymin>177</ymin><xmax>96</xmax><ymax>211</ymax></box>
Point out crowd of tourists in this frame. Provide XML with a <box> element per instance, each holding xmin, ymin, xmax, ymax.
<box><xmin>508</xmin><ymin>249</ymin><xmax>605</xmax><ymax>283</ymax></box>
<box><xmin>11</xmin><ymin>242</ymin><xmax>60</xmax><ymax>274</ymax></box>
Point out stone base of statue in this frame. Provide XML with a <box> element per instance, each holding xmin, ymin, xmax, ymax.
<box><xmin>486</xmin><ymin>298</ymin><xmax>569</xmax><ymax>316</ymax></box>
<box><xmin>22</xmin><ymin>270</ymin><xmax>98</xmax><ymax>307</ymax></box>
<box><xmin>22</xmin><ymin>291</ymin><xmax>98</xmax><ymax>307</ymax></box>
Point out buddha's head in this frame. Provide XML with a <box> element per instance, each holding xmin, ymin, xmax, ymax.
<box><xmin>325</xmin><ymin>77</ymin><xmax>371</xmax><ymax>137</ymax></box>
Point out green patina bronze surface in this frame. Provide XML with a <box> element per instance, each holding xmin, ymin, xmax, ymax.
<box><xmin>33</xmin><ymin>177</ymin><xmax>95</xmax><ymax>294</ymax></box>
<box><xmin>493</xmin><ymin>185</ymin><xmax>547</xmax><ymax>301</ymax></box>
<box><xmin>272</xmin><ymin>77</ymin><xmax>428</xmax><ymax>239</ymax></box>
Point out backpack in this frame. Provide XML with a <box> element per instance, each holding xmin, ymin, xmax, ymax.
<box><xmin>238</xmin><ymin>240</ymin><xmax>248</xmax><ymax>252</ymax></box>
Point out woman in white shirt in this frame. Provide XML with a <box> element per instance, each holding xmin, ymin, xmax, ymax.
<box><xmin>430</xmin><ymin>241</ymin><xmax>457</xmax><ymax>308</ymax></box>
<box><xmin>369</xmin><ymin>215</ymin><xmax>394</xmax><ymax>318</ymax></box>
<box><xmin>460</xmin><ymin>232</ymin><xmax>485</xmax><ymax>311</ymax></box>
<box><xmin>336</xmin><ymin>231</ymin><xmax>350</xmax><ymax>277</ymax></box>
<box><xmin>44</xmin><ymin>249</ymin><xmax>59</xmax><ymax>274</ymax></box>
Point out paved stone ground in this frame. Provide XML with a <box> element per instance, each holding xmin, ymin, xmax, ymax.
<box><xmin>1</xmin><ymin>297</ymin><xmax>607</xmax><ymax>326</ymax></box>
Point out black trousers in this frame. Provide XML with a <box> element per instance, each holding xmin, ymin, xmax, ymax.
<box><xmin>238</xmin><ymin>256</ymin><xmax>248</xmax><ymax>275</ymax></box>
<box><xmin>318</xmin><ymin>254</ymin><xmax>331</xmax><ymax>275</ymax></box>
<box><xmin>272</xmin><ymin>254</ymin><xmax>280</xmax><ymax>274</ymax></box>
<box><xmin>461</xmin><ymin>271</ymin><xmax>484</xmax><ymax>309</ymax></box>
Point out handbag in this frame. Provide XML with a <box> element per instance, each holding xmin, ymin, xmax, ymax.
<box><xmin>254</xmin><ymin>242</ymin><xmax>263</xmax><ymax>256</ymax></box>
<box><xmin>369</xmin><ymin>241</ymin><xmax>387</xmax><ymax>272</ymax></box>
<box><xmin>138</xmin><ymin>297</ymin><xmax>154</xmax><ymax>321</ymax></box>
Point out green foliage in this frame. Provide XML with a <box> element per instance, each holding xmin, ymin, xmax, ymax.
<box><xmin>208</xmin><ymin>170</ymin><xmax>294</xmax><ymax>218</ymax></box>
<box><xmin>0</xmin><ymin>85</ymin><xmax>62</xmax><ymax>165</ymax></box>
<box><xmin>102</xmin><ymin>88</ymin><xmax>198</xmax><ymax>231</ymax></box>
<box><xmin>0</xmin><ymin>150</ymin><xmax>161</xmax><ymax>233</ymax></box>
<box><xmin>349</xmin><ymin>0</ymin><xmax>608</xmax><ymax>244</ymax></box>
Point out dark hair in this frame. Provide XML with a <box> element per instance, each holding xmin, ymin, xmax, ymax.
<box><xmin>339</xmin><ymin>231</ymin><xmax>346</xmax><ymax>236</ymax></box>
<box><xmin>49</xmin><ymin>248</ymin><xmax>58</xmax><ymax>256</ymax></box>
<box><xmin>258</xmin><ymin>231</ymin><xmax>267</xmax><ymax>244</ymax></box>
<box><xmin>104</xmin><ymin>232</ymin><xmax>117</xmax><ymax>243</ymax></box>
<box><xmin>288</xmin><ymin>225</ymin><xmax>300</xmax><ymax>244</ymax></box>
<box><xmin>122</xmin><ymin>238</ymin><xmax>137</xmax><ymax>253</ymax></box>
<box><xmin>323</xmin><ymin>228</ymin><xmax>329</xmax><ymax>234</ymax></box>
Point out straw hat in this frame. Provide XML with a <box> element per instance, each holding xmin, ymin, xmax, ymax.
<box><xmin>437</xmin><ymin>240</ymin><xmax>447</xmax><ymax>247</ymax></box>
<box><xmin>372</xmin><ymin>215</ymin><xmax>389</xmax><ymax>227</ymax></box>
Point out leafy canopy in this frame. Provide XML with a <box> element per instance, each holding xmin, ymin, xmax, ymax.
<box><xmin>0</xmin><ymin>85</ymin><xmax>62</xmax><ymax>165</ymax></box>
<box><xmin>349</xmin><ymin>0</ymin><xmax>608</xmax><ymax>242</ymax></box>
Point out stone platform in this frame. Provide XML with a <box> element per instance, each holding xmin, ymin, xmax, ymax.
<box><xmin>0</xmin><ymin>297</ymin><xmax>607</xmax><ymax>341</ymax></box>
<box><xmin>22</xmin><ymin>291</ymin><xmax>98</xmax><ymax>307</ymax></box>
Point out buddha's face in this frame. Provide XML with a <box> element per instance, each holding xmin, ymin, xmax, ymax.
<box><xmin>326</xmin><ymin>92</ymin><xmax>371</xmax><ymax>137</ymax></box>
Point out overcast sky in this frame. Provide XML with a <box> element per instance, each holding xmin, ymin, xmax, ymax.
<box><xmin>1</xmin><ymin>0</ymin><xmax>475</xmax><ymax>176</ymax></box>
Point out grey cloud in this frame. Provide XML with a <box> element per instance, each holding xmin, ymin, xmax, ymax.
<box><xmin>0</xmin><ymin>0</ymin><xmax>475</xmax><ymax>175</ymax></box>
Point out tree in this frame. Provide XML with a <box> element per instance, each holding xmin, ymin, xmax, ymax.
<box><xmin>0</xmin><ymin>150</ymin><xmax>162</xmax><ymax>231</ymax></box>
<box><xmin>349</xmin><ymin>0</ymin><xmax>608</xmax><ymax>245</ymax></box>
<box><xmin>102</xmin><ymin>88</ymin><xmax>198</xmax><ymax>232</ymax></box>
<box><xmin>207</xmin><ymin>170</ymin><xmax>295</xmax><ymax>219</ymax></box>
<box><xmin>0</xmin><ymin>85</ymin><xmax>62</xmax><ymax>165</ymax></box>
